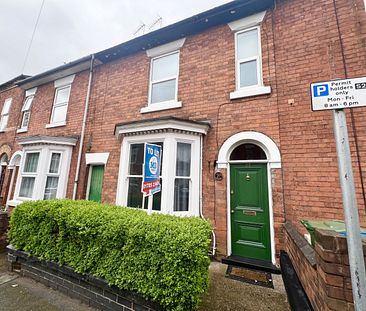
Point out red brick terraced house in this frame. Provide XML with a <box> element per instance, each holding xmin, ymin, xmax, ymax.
<box><xmin>0</xmin><ymin>0</ymin><xmax>365</xmax><ymax>270</ymax></box>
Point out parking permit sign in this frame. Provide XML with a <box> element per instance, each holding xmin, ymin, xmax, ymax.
<box><xmin>311</xmin><ymin>77</ymin><xmax>366</xmax><ymax>111</ymax></box>
<box><xmin>142</xmin><ymin>143</ymin><xmax>161</xmax><ymax>195</ymax></box>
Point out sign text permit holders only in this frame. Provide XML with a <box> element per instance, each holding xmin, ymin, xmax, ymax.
<box><xmin>311</xmin><ymin>77</ymin><xmax>366</xmax><ymax>111</ymax></box>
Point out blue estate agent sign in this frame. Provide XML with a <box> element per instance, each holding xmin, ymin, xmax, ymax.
<box><xmin>142</xmin><ymin>143</ymin><xmax>162</xmax><ymax>195</ymax></box>
<box><xmin>311</xmin><ymin>77</ymin><xmax>366</xmax><ymax>111</ymax></box>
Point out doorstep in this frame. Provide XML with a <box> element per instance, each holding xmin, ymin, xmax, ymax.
<box><xmin>222</xmin><ymin>255</ymin><xmax>281</xmax><ymax>274</ymax></box>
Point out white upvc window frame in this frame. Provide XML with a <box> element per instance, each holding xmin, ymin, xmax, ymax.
<box><xmin>18</xmin><ymin>150</ymin><xmax>41</xmax><ymax>200</ymax></box>
<box><xmin>0</xmin><ymin>98</ymin><xmax>12</xmax><ymax>132</ymax></box>
<box><xmin>14</xmin><ymin>145</ymin><xmax>72</xmax><ymax>203</ymax></box>
<box><xmin>125</xmin><ymin>141</ymin><xmax>164</xmax><ymax>210</ymax></box>
<box><xmin>43</xmin><ymin>151</ymin><xmax>62</xmax><ymax>200</ymax></box>
<box><xmin>173</xmin><ymin>141</ymin><xmax>193</xmax><ymax>213</ymax></box>
<box><xmin>19</xmin><ymin>95</ymin><xmax>34</xmax><ymax>132</ymax></box>
<box><xmin>117</xmin><ymin>132</ymin><xmax>200</xmax><ymax>217</ymax></box>
<box><xmin>18</xmin><ymin>87</ymin><xmax>37</xmax><ymax>133</ymax></box>
<box><xmin>235</xmin><ymin>26</ymin><xmax>262</xmax><ymax>90</ymax></box>
<box><xmin>148</xmin><ymin>51</ymin><xmax>180</xmax><ymax>104</ymax></box>
<box><xmin>141</xmin><ymin>39</ymin><xmax>185</xmax><ymax>113</ymax></box>
<box><xmin>48</xmin><ymin>85</ymin><xmax>71</xmax><ymax>127</ymax></box>
<box><xmin>228</xmin><ymin>11</ymin><xmax>271</xmax><ymax>99</ymax></box>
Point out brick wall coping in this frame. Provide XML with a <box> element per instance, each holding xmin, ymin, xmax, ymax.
<box><xmin>7</xmin><ymin>245</ymin><xmax>164</xmax><ymax>311</ymax></box>
<box><xmin>284</xmin><ymin>222</ymin><xmax>316</xmax><ymax>267</ymax></box>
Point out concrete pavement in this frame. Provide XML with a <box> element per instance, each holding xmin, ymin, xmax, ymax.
<box><xmin>198</xmin><ymin>262</ymin><xmax>290</xmax><ymax>311</ymax></box>
<box><xmin>0</xmin><ymin>252</ymin><xmax>289</xmax><ymax>311</ymax></box>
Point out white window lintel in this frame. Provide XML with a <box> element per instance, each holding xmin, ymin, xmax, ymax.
<box><xmin>2</xmin><ymin>98</ymin><xmax>12</xmax><ymax>113</ymax></box>
<box><xmin>228</xmin><ymin>11</ymin><xmax>266</xmax><ymax>31</ymax></box>
<box><xmin>25</xmin><ymin>87</ymin><xmax>37</xmax><ymax>97</ymax></box>
<box><xmin>146</xmin><ymin>38</ymin><xmax>186</xmax><ymax>58</ymax></box>
<box><xmin>54</xmin><ymin>74</ymin><xmax>75</xmax><ymax>88</ymax></box>
<box><xmin>85</xmin><ymin>153</ymin><xmax>110</xmax><ymax>165</ymax></box>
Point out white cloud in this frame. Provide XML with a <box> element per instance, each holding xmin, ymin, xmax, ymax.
<box><xmin>0</xmin><ymin>0</ymin><xmax>230</xmax><ymax>84</ymax></box>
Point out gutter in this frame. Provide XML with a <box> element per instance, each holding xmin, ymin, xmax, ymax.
<box><xmin>72</xmin><ymin>54</ymin><xmax>94</xmax><ymax>200</ymax></box>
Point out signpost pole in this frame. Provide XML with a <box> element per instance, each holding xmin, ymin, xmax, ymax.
<box><xmin>147</xmin><ymin>194</ymin><xmax>153</xmax><ymax>215</ymax></box>
<box><xmin>333</xmin><ymin>109</ymin><xmax>366</xmax><ymax>310</ymax></box>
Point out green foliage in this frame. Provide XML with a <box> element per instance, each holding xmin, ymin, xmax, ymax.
<box><xmin>8</xmin><ymin>200</ymin><xmax>212</xmax><ymax>311</ymax></box>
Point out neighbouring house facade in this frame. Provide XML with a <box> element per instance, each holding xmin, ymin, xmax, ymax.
<box><xmin>0</xmin><ymin>0</ymin><xmax>365</xmax><ymax>268</ymax></box>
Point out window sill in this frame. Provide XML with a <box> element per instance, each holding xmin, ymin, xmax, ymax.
<box><xmin>7</xmin><ymin>199</ymin><xmax>24</xmax><ymax>207</ymax></box>
<box><xmin>230</xmin><ymin>85</ymin><xmax>271</xmax><ymax>100</ymax></box>
<box><xmin>46</xmin><ymin>121</ymin><xmax>66</xmax><ymax>128</ymax></box>
<box><xmin>140</xmin><ymin>101</ymin><xmax>182</xmax><ymax>114</ymax></box>
<box><xmin>17</xmin><ymin>128</ymin><xmax>28</xmax><ymax>133</ymax></box>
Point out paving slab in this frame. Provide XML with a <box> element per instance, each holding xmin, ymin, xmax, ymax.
<box><xmin>198</xmin><ymin>261</ymin><xmax>290</xmax><ymax>311</ymax></box>
<box><xmin>0</xmin><ymin>276</ymin><xmax>97</xmax><ymax>311</ymax></box>
<box><xmin>0</xmin><ymin>252</ymin><xmax>96</xmax><ymax>311</ymax></box>
<box><xmin>0</xmin><ymin>252</ymin><xmax>290</xmax><ymax>311</ymax></box>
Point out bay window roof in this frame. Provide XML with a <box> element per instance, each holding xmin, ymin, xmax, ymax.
<box><xmin>115</xmin><ymin>117</ymin><xmax>210</xmax><ymax>138</ymax></box>
<box><xmin>17</xmin><ymin>135</ymin><xmax>78</xmax><ymax>146</ymax></box>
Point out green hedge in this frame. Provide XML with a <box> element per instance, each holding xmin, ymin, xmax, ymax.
<box><xmin>8</xmin><ymin>200</ymin><xmax>212</xmax><ymax>311</ymax></box>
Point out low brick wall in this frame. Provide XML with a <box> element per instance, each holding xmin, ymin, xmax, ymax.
<box><xmin>7</xmin><ymin>245</ymin><xmax>164</xmax><ymax>311</ymax></box>
<box><xmin>284</xmin><ymin>222</ymin><xmax>366</xmax><ymax>311</ymax></box>
<box><xmin>0</xmin><ymin>211</ymin><xmax>9</xmax><ymax>252</ymax></box>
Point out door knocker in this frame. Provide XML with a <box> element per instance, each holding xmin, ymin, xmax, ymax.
<box><xmin>245</xmin><ymin>173</ymin><xmax>251</xmax><ymax>181</ymax></box>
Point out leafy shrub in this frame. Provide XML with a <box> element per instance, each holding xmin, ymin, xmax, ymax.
<box><xmin>8</xmin><ymin>200</ymin><xmax>212</xmax><ymax>311</ymax></box>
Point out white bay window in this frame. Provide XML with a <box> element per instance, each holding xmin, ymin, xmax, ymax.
<box><xmin>116</xmin><ymin>118</ymin><xmax>209</xmax><ymax>216</ymax></box>
<box><xmin>11</xmin><ymin>136</ymin><xmax>76</xmax><ymax>205</ymax></box>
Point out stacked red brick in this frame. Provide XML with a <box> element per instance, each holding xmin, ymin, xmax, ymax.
<box><xmin>285</xmin><ymin>221</ymin><xmax>365</xmax><ymax>310</ymax></box>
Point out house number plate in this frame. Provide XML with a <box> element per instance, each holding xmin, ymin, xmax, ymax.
<box><xmin>243</xmin><ymin>210</ymin><xmax>256</xmax><ymax>216</ymax></box>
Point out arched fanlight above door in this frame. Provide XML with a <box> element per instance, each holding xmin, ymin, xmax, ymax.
<box><xmin>229</xmin><ymin>143</ymin><xmax>267</xmax><ymax>161</ymax></box>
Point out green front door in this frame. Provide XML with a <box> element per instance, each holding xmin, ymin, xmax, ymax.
<box><xmin>88</xmin><ymin>165</ymin><xmax>104</xmax><ymax>202</ymax></box>
<box><xmin>230</xmin><ymin>164</ymin><xmax>271</xmax><ymax>261</ymax></box>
